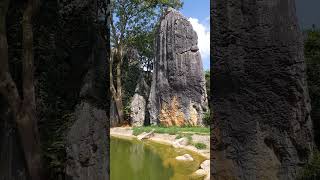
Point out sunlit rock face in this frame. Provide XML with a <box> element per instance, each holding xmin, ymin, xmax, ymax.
<box><xmin>211</xmin><ymin>0</ymin><xmax>314</xmax><ymax>179</ymax></box>
<box><xmin>130</xmin><ymin>76</ymin><xmax>150</xmax><ymax>127</ymax></box>
<box><xmin>148</xmin><ymin>8</ymin><xmax>208</xmax><ymax>126</ymax></box>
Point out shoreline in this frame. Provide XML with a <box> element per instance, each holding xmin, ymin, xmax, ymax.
<box><xmin>110</xmin><ymin>127</ymin><xmax>210</xmax><ymax>159</ymax></box>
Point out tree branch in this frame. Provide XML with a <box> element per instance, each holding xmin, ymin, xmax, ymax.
<box><xmin>18</xmin><ymin>0</ymin><xmax>43</xmax><ymax>179</ymax></box>
<box><xmin>110</xmin><ymin>49</ymin><xmax>117</xmax><ymax>99</ymax></box>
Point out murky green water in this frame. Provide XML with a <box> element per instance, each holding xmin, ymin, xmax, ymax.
<box><xmin>110</xmin><ymin>136</ymin><xmax>207</xmax><ymax>180</ymax></box>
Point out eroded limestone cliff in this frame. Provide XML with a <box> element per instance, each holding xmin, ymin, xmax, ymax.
<box><xmin>211</xmin><ymin>0</ymin><xmax>314</xmax><ymax>179</ymax></box>
<box><xmin>148</xmin><ymin>8</ymin><xmax>208</xmax><ymax>126</ymax></box>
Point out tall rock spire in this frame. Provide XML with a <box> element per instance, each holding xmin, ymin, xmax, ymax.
<box><xmin>148</xmin><ymin>9</ymin><xmax>208</xmax><ymax>126</ymax></box>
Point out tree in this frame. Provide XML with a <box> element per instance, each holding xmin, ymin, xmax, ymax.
<box><xmin>110</xmin><ymin>0</ymin><xmax>183</xmax><ymax>126</ymax></box>
<box><xmin>0</xmin><ymin>0</ymin><xmax>43</xmax><ymax>179</ymax></box>
<box><xmin>205</xmin><ymin>70</ymin><xmax>210</xmax><ymax>107</ymax></box>
<box><xmin>304</xmin><ymin>28</ymin><xmax>320</xmax><ymax>147</ymax></box>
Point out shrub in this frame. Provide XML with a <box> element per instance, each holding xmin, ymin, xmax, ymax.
<box><xmin>175</xmin><ymin>134</ymin><xmax>183</xmax><ymax>139</ymax></box>
<box><xmin>194</xmin><ymin>142</ymin><xmax>206</xmax><ymax>149</ymax></box>
<box><xmin>203</xmin><ymin>111</ymin><xmax>211</xmax><ymax>126</ymax></box>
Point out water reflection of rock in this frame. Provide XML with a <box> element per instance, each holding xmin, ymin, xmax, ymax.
<box><xmin>129</xmin><ymin>142</ymin><xmax>145</xmax><ymax>173</ymax></box>
<box><xmin>111</xmin><ymin>137</ymin><xmax>205</xmax><ymax>180</ymax></box>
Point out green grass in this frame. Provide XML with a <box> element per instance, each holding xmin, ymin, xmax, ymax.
<box><xmin>194</xmin><ymin>143</ymin><xmax>206</xmax><ymax>149</ymax></box>
<box><xmin>175</xmin><ymin>134</ymin><xmax>183</xmax><ymax>139</ymax></box>
<box><xmin>132</xmin><ymin>126</ymin><xmax>209</xmax><ymax>136</ymax></box>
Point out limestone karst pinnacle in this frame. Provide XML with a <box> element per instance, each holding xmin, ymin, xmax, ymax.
<box><xmin>147</xmin><ymin>8</ymin><xmax>208</xmax><ymax>126</ymax></box>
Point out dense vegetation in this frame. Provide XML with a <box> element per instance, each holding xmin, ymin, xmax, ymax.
<box><xmin>299</xmin><ymin>28</ymin><xmax>320</xmax><ymax>179</ymax></box>
<box><xmin>305</xmin><ymin>28</ymin><xmax>320</xmax><ymax>147</ymax></box>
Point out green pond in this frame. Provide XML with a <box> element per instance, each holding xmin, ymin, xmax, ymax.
<box><xmin>110</xmin><ymin>136</ymin><xmax>207</xmax><ymax>180</ymax></box>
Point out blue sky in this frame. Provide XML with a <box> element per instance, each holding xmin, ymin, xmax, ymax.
<box><xmin>295</xmin><ymin>0</ymin><xmax>320</xmax><ymax>29</ymax></box>
<box><xmin>180</xmin><ymin>0</ymin><xmax>210</xmax><ymax>70</ymax></box>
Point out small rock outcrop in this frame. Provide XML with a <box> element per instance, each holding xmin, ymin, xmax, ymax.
<box><xmin>212</xmin><ymin>0</ymin><xmax>314</xmax><ymax>179</ymax></box>
<box><xmin>194</xmin><ymin>160</ymin><xmax>210</xmax><ymax>179</ymax></box>
<box><xmin>148</xmin><ymin>8</ymin><xmax>208</xmax><ymax>126</ymax></box>
<box><xmin>172</xmin><ymin>137</ymin><xmax>189</xmax><ymax>148</ymax></box>
<box><xmin>130</xmin><ymin>76</ymin><xmax>150</xmax><ymax>127</ymax></box>
<box><xmin>137</xmin><ymin>129</ymin><xmax>155</xmax><ymax>140</ymax></box>
<box><xmin>175</xmin><ymin>154</ymin><xmax>194</xmax><ymax>161</ymax></box>
<box><xmin>194</xmin><ymin>169</ymin><xmax>207</xmax><ymax>177</ymax></box>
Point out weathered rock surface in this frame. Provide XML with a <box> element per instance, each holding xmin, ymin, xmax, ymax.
<box><xmin>200</xmin><ymin>160</ymin><xmax>210</xmax><ymax>173</ymax></box>
<box><xmin>212</xmin><ymin>0</ymin><xmax>314</xmax><ymax>179</ymax></box>
<box><xmin>66</xmin><ymin>35</ymin><xmax>109</xmax><ymax>180</ymax></box>
<box><xmin>1</xmin><ymin>0</ymin><xmax>110</xmax><ymax>179</ymax></box>
<box><xmin>193</xmin><ymin>160</ymin><xmax>210</xmax><ymax>180</ymax></box>
<box><xmin>65</xmin><ymin>15</ymin><xmax>108</xmax><ymax>180</ymax></box>
<box><xmin>194</xmin><ymin>169</ymin><xmax>207</xmax><ymax>177</ymax></box>
<box><xmin>148</xmin><ymin>8</ymin><xmax>208</xmax><ymax>126</ymax></box>
<box><xmin>172</xmin><ymin>137</ymin><xmax>189</xmax><ymax>148</ymax></box>
<box><xmin>175</xmin><ymin>154</ymin><xmax>194</xmax><ymax>161</ymax></box>
<box><xmin>137</xmin><ymin>129</ymin><xmax>155</xmax><ymax>140</ymax></box>
<box><xmin>130</xmin><ymin>76</ymin><xmax>150</xmax><ymax>126</ymax></box>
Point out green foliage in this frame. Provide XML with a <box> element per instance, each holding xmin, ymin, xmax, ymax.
<box><xmin>175</xmin><ymin>134</ymin><xmax>183</xmax><ymax>139</ymax></box>
<box><xmin>132</xmin><ymin>126</ymin><xmax>210</xmax><ymax>136</ymax></box>
<box><xmin>297</xmin><ymin>151</ymin><xmax>320</xmax><ymax>180</ymax></box>
<box><xmin>203</xmin><ymin>110</ymin><xmax>211</xmax><ymax>126</ymax></box>
<box><xmin>186</xmin><ymin>134</ymin><xmax>193</xmax><ymax>144</ymax></box>
<box><xmin>111</xmin><ymin>0</ymin><xmax>183</xmax><ymax>46</ymax></box>
<box><xmin>194</xmin><ymin>143</ymin><xmax>206</xmax><ymax>150</ymax></box>
<box><xmin>205</xmin><ymin>70</ymin><xmax>210</xmax><ymax>104</ymax></box>
<box><xmin>304</xmin><ymin>28</ymin><xmax>320</xmax><ymax>146</ymax></box>
<box><xmin>203</xmin><ymin>70</ymin><xmax>211</xmax><ymax>127</ymax></box>
<box><xmin>122</xmin><ymin>59</ymin><xmax>140</xmax><ymax>119</ymax></box>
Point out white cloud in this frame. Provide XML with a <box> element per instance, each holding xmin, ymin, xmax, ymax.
<box><xmin>188</xmin><ymin>17</ymin><xmax>210</xmax><ymax>61</ymax></box>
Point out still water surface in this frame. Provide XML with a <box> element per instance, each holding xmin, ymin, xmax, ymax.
<box><xmin>110</xmin><ymin>137</ymin><xmax>206</xmax><ymax>180</ymax></box>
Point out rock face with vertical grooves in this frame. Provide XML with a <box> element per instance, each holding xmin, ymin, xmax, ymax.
<box><xmin>148</xmin><ymin>8</ymin><xmax>208</xmax><ymax>126</ymax></box>
<box><xmin>211</xmin><ymin>0</ymin><xmax>314</xmax><ymax>179</ymax></box>
<box><xmin>0</xmin><ymin>0</ymin><xmax>110</xmax><ymax>179</ymax></box>
<box><xmin>65</xmin><ymin>32</ymin><xmax>108</xmax><ymax>180</ymax></box>
<box><xmin>130</xmin><ymin>76</ymin><xmax>150</xmax><ymax>127</ymax></box>
<box><xmin>63</xmin><ymin>1</ymin><xmax>109</xmax><ymax>179</ymax></box>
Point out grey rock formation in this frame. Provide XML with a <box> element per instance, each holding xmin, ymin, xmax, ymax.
<box><xmin>130</xmin><ymin>76</ymin><xmax>150</xmax><ymax>126</ymax></box>
<box><xmin>1</xmin><ymin>0</ymin><xmax>110</xmax><ymax>179</ymax></box>
<box><xmin>137</xmin><ymin>129</ymin><xmax>155</xmax><ymax>140</ymax></box>
<box><xmin>148</xmin><ymin>8</ymin><xmax>208</xmax><ymax>126</ymax></box>
<box><xmin>65</xmin><ymin>31</ymin><xmax>108</xmax><ymax>179</ymax></box>
<box><xmin>211</xmin><ymin>0</ymin><xmax>314</xmax><ymax>179</ymax></box>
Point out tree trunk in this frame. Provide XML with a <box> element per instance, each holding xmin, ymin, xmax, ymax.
<box><xmin>115</xmin><ymin>49</ymin><xmax>124</xmax><ymax>123</ymax></box>
<box><xmin>0</xmin><ymin>0</ymin><xmax>43</xmax><ymax>179</ymax></box>
<box><xmin>110</xmin><ymin>48</ymin><xmax>124</xmax><ymax>126</ymax></box>
<box><xmin>114</xmin><ymin>96</ymin><xmax>124</xmax><ymax>124</ymax></box>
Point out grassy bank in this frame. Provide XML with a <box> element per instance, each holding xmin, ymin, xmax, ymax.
<box><xmin>132</xmin><ymin>126</ymin><xmax>210</xmax><ymax>136</ymax></box>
